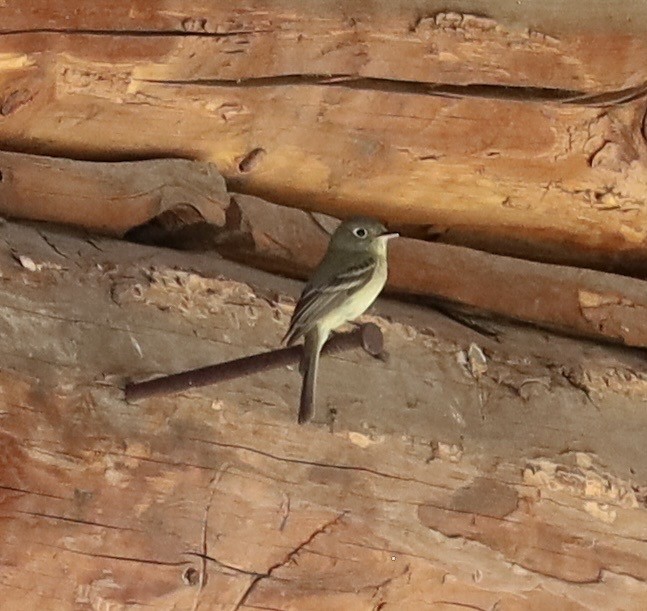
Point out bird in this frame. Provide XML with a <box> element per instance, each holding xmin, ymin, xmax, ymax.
<box><xmin>283</xmin><ymin>216</ymin><xmax>398</xmax><ymax>424</ymax></box>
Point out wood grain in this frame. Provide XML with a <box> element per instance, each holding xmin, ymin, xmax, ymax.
<box><xmin>0</xmin><ymin>220</ymin><xmax>646</xmax><ymax>609</ymax></box>
<box><xmin>4</xmin><ymin>151</ymin><xmax>647</xmax><ymax>349</ymax></box>
<box><xmin>0</xmin><ymin>152</ymin><xmax>229</xmax><ymax>234</ymax></box>
<box><xmin>0</xmin><ymin>2</ymin><xmax>646</xmax><ymax>271</ymax></box>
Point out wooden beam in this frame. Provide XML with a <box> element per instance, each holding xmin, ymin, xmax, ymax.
<box><xmin>0</xmin><ymin>151</ymin><xmax>229</xmax><ymax>234</ymax></box>
<box><xmin>2</xmin><ymin>1</ymin><xmax>647</xmax><ymax>89</ymax></box>
<box><xmin>0</xmin><ymin>219</ymin><xmax>646</xmax><ymax>608</ymax></box>
<box><xmin>225</xmin><ymin>193</ymin><xmax>647</xmax><ymax>348</ymax></box>
<box><xmin>0</xmin><ymin>2</ymin><xmax>646</xmax><ymax>271</ymax></box>
<box><xmin>3</xmin><ymin>151</ymin><xmax>647</xmax><ymax>348</ymax></box>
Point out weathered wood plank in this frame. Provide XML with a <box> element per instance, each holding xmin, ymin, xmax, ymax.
<box><xmin>0</xmin><ymin>152</ymin><xmax>229</xmax><ymax>233</ymax></box>
<box><xmin>4</xmin><ymin>152</ymin><xmax>647</xmax><ymax>349</ymax></box>
<box><xmin>0</xmin><ymin>220</ymin><xmax>646</xmax><ymax>609</ymax></box>
<box><xmin>223</xmin><ymin>193</ymin><xmax>647</xmax><ymax>347</ymax></box>
<box><xmin>0</xmin><ymin>2</ymin><xmax>646</xmax><ymax>270</ymax></box>
<box><xmin>2</xmin><ymin>1</ymin><xmax>647</xmax><ymax>89</ymax></box>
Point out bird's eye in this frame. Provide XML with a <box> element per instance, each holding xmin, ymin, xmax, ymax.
<box><xmin>353</xmin><ymin>227</ymin><xmax>368</xmax><ymax>239</ymax></box>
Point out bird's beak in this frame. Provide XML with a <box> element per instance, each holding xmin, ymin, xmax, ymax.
<box><xmin>379</xmin><ymin>231</ymin><xmax>399</xmax><ymax>241</ymax></box>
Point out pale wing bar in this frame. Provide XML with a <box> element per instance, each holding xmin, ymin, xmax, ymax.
<box><xmin>284</xmin><ymin>257</ymin><xmax>376</xmax><ymax>346</ymax></box>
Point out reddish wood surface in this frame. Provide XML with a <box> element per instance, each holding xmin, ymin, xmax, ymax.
<box><xmin>0</xmin><ymin>221</ymin><xmax>646</xmax><ymax>609</ymax></box>
<box><xmin>0</xmin><ymin>1</ymin><xmax>646</xmax><ymax>270</ymax></box>
<box><xmin>1</xmin><ymin>3</ymin><xmax>647</xmax><ymax>609</ymax></box>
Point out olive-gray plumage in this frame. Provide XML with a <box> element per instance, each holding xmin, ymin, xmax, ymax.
<box><xmin>284</xmin><ymin>216</ymin><xmax>397</xmax><ymax>423</ymax></box>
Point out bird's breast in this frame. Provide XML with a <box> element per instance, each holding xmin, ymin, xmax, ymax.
<box><xmin>319</xmin><ymin>258</ymin><xmax>387</xmax><ymax>333</ymax></box>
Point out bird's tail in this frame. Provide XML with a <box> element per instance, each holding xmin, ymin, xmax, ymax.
<box><xmin>298</xmin><ymin>332</ymin><xmax>322</xmax><ymax>424</ymax></box>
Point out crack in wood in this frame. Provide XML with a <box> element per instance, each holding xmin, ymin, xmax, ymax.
<box><xmin>183</xmin><ymin>552</ymin><xmax>262</xmax><ymax>579</ymax></box>
<box><xmin>190</xmin><ymin>465</ymin><xmax>229</xmax><ymax>611</ymax></box>
<box><xmin>434</xmin><ymin>601</ymin><xmax>489</xmax><ymax>611</ymax></box>
<box><xmin>231</xmin><ymin>511</ymin><xmax>348</xmax><ymax>611</ymax></box>
<box><xmin>37</xmin><ymin>231</ymin><xmax>71</xmax><ymax>261</ymax></box>
<box><xmin>189</xmin><ymin>437</ymin><xmax>453</xmax><ymax>491</ymax></box>
<box><xmin>42</xmin><ymin>544</ymin><xmax>191</xmax><ymax>567</ymax></box>
<box><xmin>278</xmin><ymin>492</ymin><xmax>290</xmax><ymax>532</ymax></box>
<box><xmin>0</xmin><ymin>484</ymin><xmax>67</xmax><ymax>500</ymax></box>
<box><xmin>115</xmin><ymin>451</ymin><xmax>220</xmax><ymax>473</ymax></box>
<box><xmin>12</xmin><ymin>509</ymin><xmax>140</xmax><ymax>532</ymax></box>
<box><xmin>0</xmin><ymin>28</ymin><xmax>271</xmax><ymax>38</ymax></box>
<box><xmin>369</xmin><ymin>563</ymin><xmax>411</xmax><ymax>608</ymax></box>
<box><xmin>135</xmin><ymin>74</ymin><xmax>647</xmax><ymax>107</ymax></box>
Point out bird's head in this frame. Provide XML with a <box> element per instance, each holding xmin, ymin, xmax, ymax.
<box><xmin>329</xmin><ymin>216</ymin><xmax>399</xmax><ymax>253</ymax></box>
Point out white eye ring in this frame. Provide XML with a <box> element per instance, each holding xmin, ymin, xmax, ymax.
<box><xmin>353</xmin><ymin>227</ymin><xmax>368</xmax><ymax>238</ymax></box>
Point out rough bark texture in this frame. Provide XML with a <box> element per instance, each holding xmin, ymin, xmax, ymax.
<box><xmin>1</xmin><ymin>220</ymin><xmax>647</xmax><ymax>610</ymax></box>
<box><xmin>0</xmin><ymin>1</ymin><xmax>646</xmax><ymax>272</ymax></box>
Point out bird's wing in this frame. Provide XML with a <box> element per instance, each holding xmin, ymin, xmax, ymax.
<box><xmin>283</xmin><ymin>255</ymin><xmax>377</xmax><ymax>346</ymax></box>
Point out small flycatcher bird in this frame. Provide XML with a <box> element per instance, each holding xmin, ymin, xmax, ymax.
<box><xmin>283</xmin><ymin>217</ymin><xmax>398</xmax><ymax>424</ymax></box>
